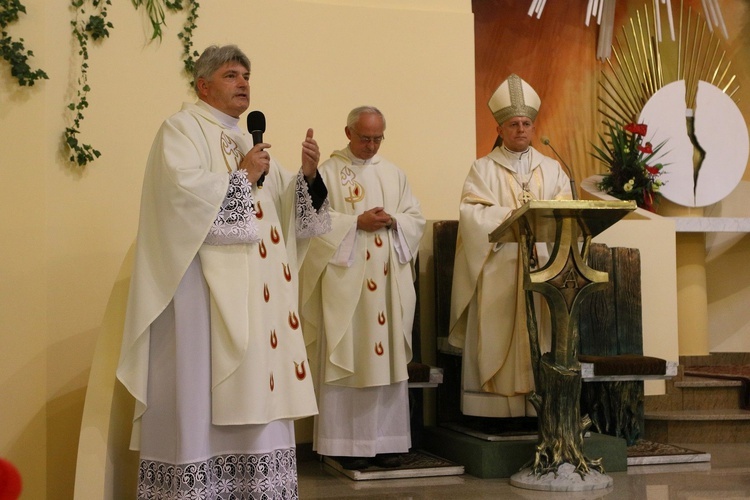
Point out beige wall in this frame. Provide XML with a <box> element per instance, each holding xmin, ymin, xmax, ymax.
<box><xmin>0</xmin><ymin>1</ymin><xmax>474</xmax><ymax>497</ymax></box>
<box><xmin>705</xmin><ymin>181</ymin><xmax>750</xmax><ymax>352</ymax></box>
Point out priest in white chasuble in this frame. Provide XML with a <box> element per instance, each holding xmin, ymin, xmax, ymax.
<box><xmin>301</xmin><ymin>106</ymin><xmax>425</xmax><ymax>469</ymax></box>
<box><xmin>116</xmin><ymin>45</ymin><xmax>330</xmax><ymax>499</ymax></box>
<box><xmin>449</xmin><ymin>74</ymin><xmax>572</xmax><ymax>419</ymax></box>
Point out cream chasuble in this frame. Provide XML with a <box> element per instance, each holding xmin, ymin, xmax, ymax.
<box><xmin>301</xmin><ymin>148</ymin><xmax>425</xmax><ymax>388</ymax></box>
<box><xmin>117</xmin><ymin>101</ymin><xmax>320</xmax><ymax>441</ymax></box>
<box><xmin>449</xmin><ymin>145</ymin><xmax>571</xmax><ymax>417</ymax></box>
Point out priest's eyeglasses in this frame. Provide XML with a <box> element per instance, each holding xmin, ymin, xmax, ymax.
<box><xmin>352</xmin><ymin>132</ymin><xmax>385</xmax><ymax>144</ymax></box>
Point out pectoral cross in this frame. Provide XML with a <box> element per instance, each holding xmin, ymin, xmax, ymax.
<box><xmin>518</xmin><ymin>183</ymin><xmax>534</xmax><ymax>203</ymax></box>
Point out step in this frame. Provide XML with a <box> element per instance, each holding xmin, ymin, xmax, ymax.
<box><xmin>645</xmin><ymin>409</ymin><xmax>750</xmax><ymax>421</ymax></box>
<box><xmin>675</xmin><ymin>375</ymin><xmax>743</xmax><ymax>389</ymax></box>
<box><xmin>668</xmin><ymin>375</ymin><xmax>745</xmax><ymax>411</ymax></box>
<box><xmin>644</xmin><ymin>409</ymin><xmax>750</xmax><ymax>443</ymax></box>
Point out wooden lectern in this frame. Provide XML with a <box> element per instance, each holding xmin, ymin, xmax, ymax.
<box><xmin>489</xmin><ymin>199</ymin><xmax>635</xmax><ymax>488</ymax></box>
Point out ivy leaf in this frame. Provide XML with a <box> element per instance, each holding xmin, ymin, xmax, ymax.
<box><xmin>85</xmin><ymin>14</ymin><xmax>111</xmax><ymax>40</ymax></box>
<box><xmin>0</xmin><ymin>0</ymin><xmax>49</xmax><ymax>86</ymax></box>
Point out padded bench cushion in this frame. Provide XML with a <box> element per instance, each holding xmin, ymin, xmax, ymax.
<box><xmin>578</xmin><ymin>354</ymin><xmax>667</xmax><ymax>376</ymax></box>
<box><xmin>408</xmin><ymin>361</ymin><xmax>432</xmax><ymax>383</ymax></box>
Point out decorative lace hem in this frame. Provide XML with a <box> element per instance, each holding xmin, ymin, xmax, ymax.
<box><xmin>295</xmin><ymin>170</ymin><xmax>331</xmax><ymax>239</ymax></box>
<box><xmin>205</xmin><ymin>170</ymin><xmax>261</xmax><ymax>245</ymax></box>
<box><xmin>138</xmin><ymin>449</ymin><xmax>299</xmax><ymax>499</ymax></box>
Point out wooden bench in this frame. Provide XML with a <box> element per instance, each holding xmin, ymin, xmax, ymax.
<box><xmin>406</xmin><ymin>256</ymin><xmax>444</xmax><ymax>448</ymax></box>
<box><xmin>578</xmin><ymin>243</ymin><xmax>676</xmax><ymax>445</ymax></box>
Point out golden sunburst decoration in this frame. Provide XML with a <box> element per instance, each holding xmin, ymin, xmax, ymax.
<box><xmin>599</xmin><ymin>0</ymin><xmax>738</xmax><ymax>127</ymax></box>
<box><xmin>595</xmin><ymin>1</ymin><xmax>748</xmax><ymax>210</ymax></box>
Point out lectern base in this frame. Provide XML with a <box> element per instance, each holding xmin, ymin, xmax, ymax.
<box><xmin>422</xmin><ymin>426</ymin><xmax>627</xmax><ymax>479</ymax></box>
<box><xmin>510</xmin><ymin>463</ymin><xmax>613</xmax><ymax>491</ymax></box>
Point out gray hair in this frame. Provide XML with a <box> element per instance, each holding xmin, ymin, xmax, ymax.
<box><xmin>193</xmin><ymin>45</ymin><xmax>251</xmax><ymax>93</ymax></box>
<box><xmin>346</xmin><ymin>106</ymin><xmax>386</xmax><ymax>131</ymax></box>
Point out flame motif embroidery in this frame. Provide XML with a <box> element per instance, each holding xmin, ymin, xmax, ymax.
<box><xmin>263</xmin><ymin>284</ymin><xmax>270</xmax><ymax>302</ymax></box>
<box><xmin>378</xmin><ymin>311</ymin><xmax>386</xmax><ymax>325</ymax></box>
<box><xmin>383</xmin><ymin>263</ymin><xmax>389</xmax><ymax>276</ymax></box>
<box><xmin>270</xmin><ymin>373</ymin><xmax>275</xmax><ymax>391</ymax></box>
<box><xmin>288</xmin><ymin>311</ymin><xmax>299</xmax><ymax>330</ymax></box>
<box><xmin>255</xmin><ymin>201</ymin><xmax>264</xmax><ymax>219</ymax></box>
<box><xmin>270</xmin><ymin>226</ymin><xmax>280</xmax><ymax>244</ymax></box>
<box><xmin>294</xmin><ymin>360</ymin><xmax>307</xmax><ymax>380</ymax></box>
<box><xmin>374</xmin><ymin>234</ymin><xmax>383</xmax><ymax>247</ymax></box>
<box><xmin>270</xmin><ymin>330</ymin><xmax>278</xmax><ymax>349</ymax></box>
<box><xmin>345</xmin><ymin>184</ymin><xmax>365</xmax><ymax>210</ymax></box>
<box><xmin>259</xmin><ymin>240</ymin><xmax>267</xmax><ymax>259</ymax></box>
<box><xmin>367</xmin><ymin>279</ymin><xmax>377</xmax><ymax>291</ymax></box>
<box><xmin>366</xmin><ymin>250</ymin><xmax>370</xmax><ymax>261</ymax></box>
<box><xmin>375</xmin><ymin>342</ymin><xmax>384</xmax><ymax>356</ymax></box>
<box><xmin>283</xmin><ymin>263</ymin><xmax>292</xmax><ymax>282</ymax></box>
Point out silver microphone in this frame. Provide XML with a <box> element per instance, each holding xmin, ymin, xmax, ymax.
<box><xmin>541</xmin><ymin>136</ymin><xmax>577</xmax><ymax>200</ymax></box>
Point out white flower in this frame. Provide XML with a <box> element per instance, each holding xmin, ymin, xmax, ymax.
<box><xmin>623</xmin><ymin>178</ymin><xmax>635</xmax><ymax>193</ymax></box>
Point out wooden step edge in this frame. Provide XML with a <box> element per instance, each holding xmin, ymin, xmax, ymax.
<box><xmin>675</xmin><ymin>376</ymin><xmax>744</xmax><ymax>388</ymax></box>
<box><xmin>645</xmin><ymin>409</ymin><xmax>750</xmax><ymax>421</ymax></box>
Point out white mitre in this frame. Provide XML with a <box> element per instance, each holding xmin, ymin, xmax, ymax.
<box><xmin>488</xmin><ymin>73</ymin><xmax>541</xmax><ymax>125</ymax></box>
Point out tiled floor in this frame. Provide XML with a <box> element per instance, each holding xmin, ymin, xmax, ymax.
<box><xmin>298</xmin><ymin>443</ymin><xmax>750</xmax><ymax>499</ymax></box>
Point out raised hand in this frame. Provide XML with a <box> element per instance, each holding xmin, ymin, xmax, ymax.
<box><xmin>301</xmin><ymin>128</ymin><xmax>320</xmax><ymax>182</ymax></box>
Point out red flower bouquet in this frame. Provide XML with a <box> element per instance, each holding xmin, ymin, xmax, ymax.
<box><xmin>591</xmin><ymin>121</ymin><xmax>667</xmax><ymax>212</ymax></box>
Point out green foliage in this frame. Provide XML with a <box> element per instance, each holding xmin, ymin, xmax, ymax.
<box><xmin>177</xmin><ymin>0</ymin><xmax>199</xmax><ymax>78</ymax></box>
<box><xmin>132</xmin><ymin>0</ymin><xmax>200</xmax><ymax>79</ymax></box>
<box><xmin>4</xmin><ymin>0</ymin><xmax>199</xmax><ymax>167</ymax></box>
<box><xmin>0</xmin><ymin>0</ymin><xmax>48</xmax><ymax>86</ymax></box>
<box><xmin>131</xmin><ymin>0</ymin><xmax>174</xmax><ymax>40</ymax></box>
<box><xmin>85</xmin><ymin>11</ymin><xmax>113</xmax><ymax>40</ymax></box>
<box><xmin>64</xmin><ymin>0</ymin><xmax>112</xmax><ymax>167</ymax></box>
<box><xmin>591</xmin><ymin>121</ymin><xmax>667</xmax><ymax>212</ymax></box>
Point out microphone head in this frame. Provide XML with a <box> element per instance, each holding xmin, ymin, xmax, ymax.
<box><xmin>540</xmin><ymin>136</ymin><xmax>551</xmax><ymax>146</ymax></box>
<box><xmin>247</xmin><ymin>110</ymin><xmax>266</xmax><ymax>133</ymax></box>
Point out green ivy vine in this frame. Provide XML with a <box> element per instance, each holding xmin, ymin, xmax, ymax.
<box><xmin>0</xmin><ymin>0</ymin><xmax>48</xmax><ymax>85</ymax></box>
<box><xmin>177</xmin><ymin>1</ymin><xmax>200</xmax><ymax>78</ymax></box>
<box><xmin>64</xmin><ymin>0</ymin><xmax>112</xmax><ymax>166</ymax></box>
<box><xmin>2</xmin><ymin>0</ymin><xmax>199</xmax><ymax>166</ymax></box>
<box><xmin>63</xmin><ymin>0</ymin><xmax>199</xmax><ymax>167</ymax></box>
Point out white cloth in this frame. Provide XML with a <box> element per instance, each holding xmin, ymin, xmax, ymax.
<box><xmin>139</xmin><ymin>257</ymin><xmax>298</xmax><ymax>498</ymax></box>
<box><xmin>301</xmin><ymin>147</ymin><xmax>425</xmax><ymax>456</ymax></box>
<box><xmin>449</xmin><ymin>145</ymin><xmax>571</xmax><ymax>417</ymax></box>
<box><xmin>314</xmin><ymin>381</ymin><xmax>411</xmax><ymax>457</ymax></box>
<box><xmin>312</xmin><ymin>313</ymin><xmax>411</xmax><ymax>457</ymax></box>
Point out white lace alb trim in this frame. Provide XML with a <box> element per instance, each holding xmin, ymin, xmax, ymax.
<box><xmin>138</xmin><ymin>448</ymin><xmax>299</xmax><ymax>499</ymax></box>
<box><xmin>295</xmin><ymin>170</ymin><xmax>331</xmax><ymax>239</ymax></box>
<box><xmin>205</xmin><ymin>170</ymin><xmax>261</xmax><ymax>245</ymax></box>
